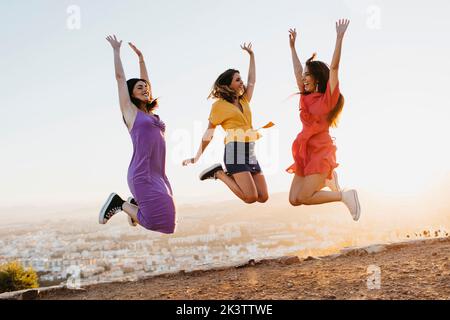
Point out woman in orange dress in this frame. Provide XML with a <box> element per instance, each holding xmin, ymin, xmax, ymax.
<box><xmin>287</xmin><ymin>19</ymin><xmax>361</xmax><ymax>221</ymax></box>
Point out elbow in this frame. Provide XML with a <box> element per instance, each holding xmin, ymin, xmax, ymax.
<box><xmin>115</xmin><ymin>73</ymin><xmax>125</xmax><ymax>81</ymax></box>
<box><xmin>202</xmin><ymin>132</ymin><xmax>214</xmax><ymax>142</ymax></box>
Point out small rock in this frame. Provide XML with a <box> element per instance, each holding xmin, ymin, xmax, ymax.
<box><xmin>0</xmin><ymin>289</ymin><xmax>39</xmax><ymax>301</ymax></box>
<box><xmin>364</xmin><ymin>244</ymin><xmax>387</xmax><ymax>254</ymax></box>
<box><xmin>20</xmin><ymin>290</ymin><xmax>39</xmax><ymax>300</ymax></box>
<box><xmin>279</xmin><ymin>256</ymin><xmax>301</xmax><ymax>265</ymax></box>
<box><xmin>304</xmin><ymin>256</ymin><xmax>319</xmax><ymax>261</ymax></box>
<box><xmin>345</xmin><ymin>248</ymin><xmax>368</xmax><ymax>257</ymax></box>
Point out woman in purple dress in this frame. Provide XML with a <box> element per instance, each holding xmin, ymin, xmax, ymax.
<box><xmin>99</xmin><ymin>35</ymin><xmax>176</xmax><ymax>234</ymax></box>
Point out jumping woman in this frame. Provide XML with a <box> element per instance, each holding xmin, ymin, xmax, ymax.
<box><xmin>182</xmin><ymin>43</ymin><xmax>269</xmax><ymax>204</ymax></box>
<box><xmin>287</xmin><ymin>20</ymin><xmax>361</xmax><ymax>221</ymax></box>
<box><xmin>99</xmin><ymin>35</ymin><xmax>176</xmax><ymax>234</ymax></box>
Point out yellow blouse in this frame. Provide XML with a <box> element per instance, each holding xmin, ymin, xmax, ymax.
<box><xmin>208</xmin><ymin>97</ymin><xmax>262</xmax><ymax>144</ymax></box>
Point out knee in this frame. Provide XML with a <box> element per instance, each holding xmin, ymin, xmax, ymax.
<box><xmin>258</xmin><ymin>194</ymin><xmax>269</xmax><ymax>203</ymax></box>
<box><xmin>243</xmin><ymin>193</ymin><xmax>258</xmax><ymax>204</ymax></box>
<box><xmin>147</xmin><ymin>224</ymin><xmax>176</xmax><ymax>235</ymax></box>
<box><xmin>289</xmin><ymin>197</ymin><xmax>302</xmax><ymax>207</ymax></box>
<box><xmin>162</xmin><ymin>227</ymin><xmax>176</xmax><ymax>235</ymax></box>
<box><xmin>290</xmin><ymin>194</ymin><xmax>310</xmax><ymax>206</ymax></box>
<box><xmin>163</xmin><ymin>222</ymin><xmax>176</xmax><ymax>234</ymax></box>
<box><xmin>298</xmin><ymin>194</ymin><xmax>313</xmax><ymax>205</ymax></box>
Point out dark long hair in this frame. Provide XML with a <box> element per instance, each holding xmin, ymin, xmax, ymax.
<box><xmin>208</xmin><ymin>69</ymin><xmax>245</xmax><ymax>103</ymax></box>
<box><xmin>304</xmin><ymin>54</ymin><xmax>344</xmax><ymax>128</ymax></box>
<box><xmin>126</xmin><ymin>78</ymin><xmax>158</xmax><ymax>113</ymax></box>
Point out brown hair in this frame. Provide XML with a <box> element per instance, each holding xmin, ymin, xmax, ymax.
<box><xmin>126</xmin><ymin>78</ymin><xmax>158</xmax><ymax>113</ymax></box>
<box><xmin>304</xmin><ymin>54</ymin><xmax>344</xmax><ymax>128</ymax></box>
<box><xmin>208</xmin><ymin>69</ymin><xmax>245</xmax><ymax>103</ymax></box>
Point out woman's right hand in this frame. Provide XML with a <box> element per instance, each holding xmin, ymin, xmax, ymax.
<box><xmin>289</xmin><ymin>28</ymin><xmax>297</xmax><ymax>48</ymax></box>
<box><xmin>106</xmin><ymin>35</ymin><xmax>122</xmax><ymax>50</ymax></box>
<box><xmin>336</xmin><ymin>19</ymin><xmax>350</xmax><ymax>37</ymax></box>
<box><xmin>182</xmin><ymin>157</ymin><xmax>197</xmax><ymax>166</ymax></box>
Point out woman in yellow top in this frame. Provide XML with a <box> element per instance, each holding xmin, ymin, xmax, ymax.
<box><xmin>182</xmin><ymin>43</ymin><xmax>269</xmax><ymax>204</ymax></box>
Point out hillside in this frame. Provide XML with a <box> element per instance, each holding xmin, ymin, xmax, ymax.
<box><xmin>2</xmin><ymin>237</ymin><xmax>447</xmax><ymax>300</ymax></box>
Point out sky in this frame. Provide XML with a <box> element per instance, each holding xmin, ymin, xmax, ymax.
<box><xmin>1</xmin><ymin>0</ymin><xmax>450</xmax><ymax>212</ymax></box>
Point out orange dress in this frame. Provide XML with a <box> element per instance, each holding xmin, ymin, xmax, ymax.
<box><xmin>287</xmin><ymin>81</ymin><xmax>340</xmax><ymax>179</ymax></box>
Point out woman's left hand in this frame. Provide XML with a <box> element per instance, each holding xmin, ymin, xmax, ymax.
<box><xmin>240</xmin><ymin>42</ymin><xmax>254</xmax><ymax>55</ymax></box>
<box><xmin>128</xmin><ymin>42</ymin><xmax>143</xmax><ymax>58</ymax></box>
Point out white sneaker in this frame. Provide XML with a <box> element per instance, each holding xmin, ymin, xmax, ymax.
<box><xmin>326</xmin><ymin>171</ymin><xmax>341</xmax><ymax>192</ymax></box>
<box><xmin>341</xmin><ymin>189</ymin><xmax>361</xmax><ymax>221</ymax></box>
<box><xmin>126</xmin><ymin>197</ymin><xmax>138</xmax><ymax>227</ymax></box>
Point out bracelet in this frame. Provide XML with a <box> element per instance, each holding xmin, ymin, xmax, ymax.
<box><xmin>139</xmin><ymin>60</ymin><xmax>145</xmax><ymax>64</ymax></box>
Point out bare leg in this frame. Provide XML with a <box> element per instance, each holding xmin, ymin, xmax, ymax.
<box><xmin>122</xmin><ymin>202</ymin><xmax>142</xmax><ymax>226</ymax></box>
<box><xmin>215</xmin><ymin>171</ymin><xmax>259</xmax><ymax>204</ymax></box>
<box><xmin>289</xmin><ymin>173</ymin><xmax>342</xmax><ymax>206</ymax></box>
<box><xmin>232</xmin><ymin>172</ymin><xmax>259</xmax><ymax>203</ymax></box>
<box><xmin>215</xmin><ymin>171</ymin><xmax>246</xmax><ymax>201</ymax></box>
<box><xmin>251</xmin><ymin>172</ymin><xmax>269</xmax><ymax>203</ymax></box>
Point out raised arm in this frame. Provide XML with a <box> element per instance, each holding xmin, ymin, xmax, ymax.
<box><xmin>129</xmin><ymin>42</ymin><xmax>152</xmax><ymax>96</ymax></box>
<box><xmin>106</xmin><ymin>35</ymin><xmax>136</xmax><ymax>129</ymax></box>
<box><xmin>241</xmin><ymin>43</ymin><xmax>256</xmax><ymax>102</ymax></box>
<box><xmin>289</xmin><ymin>28</ymin><xmax>304</xmax><ymax>93</ymax></box>
<box><xmin>182</xmin><ymin>122</ymin><xmax>217</xmax><ymax>166</ymax></box>
<box><xmin>330</xmin><ymin>19</ymin><xmax>350</xmax><ymax>93</ymax></box>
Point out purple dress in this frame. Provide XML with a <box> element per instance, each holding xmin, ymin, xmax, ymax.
<box><xmin>127</xmin><ymin>110</ymin><xmax>176</xmax><ymax>234</ymax></box>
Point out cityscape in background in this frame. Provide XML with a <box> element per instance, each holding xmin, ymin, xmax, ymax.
<box><xmin>1</xmin><ymin>194</ymin><xmax>449</xmax><ymax>288</ymax></box>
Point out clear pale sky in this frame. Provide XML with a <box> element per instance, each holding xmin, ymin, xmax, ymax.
<box><xmin>1</xmin><ymin>0</ymin><xmax>449</xmax><ymax>210</ymax></box>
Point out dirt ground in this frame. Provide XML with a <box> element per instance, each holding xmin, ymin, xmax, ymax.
<box><xmin>40</xmin><ymin>237</ymin><xmax>449</xmax><ymax>300</ymax></box>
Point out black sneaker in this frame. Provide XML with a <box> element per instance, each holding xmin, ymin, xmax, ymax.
<box><xmin>199</xmin><ymin>163</ymin><xmax>223</xmax><ymax>181</ymax></box>
<box><xmin>98</xmin><ymin>193</ymin><xmax>125</xmax><ymax>225</ymax></box>
<box><xmin>126</xmin><ymin>197</ymin><xmax>138</xmax><ymax>227</ymax></box>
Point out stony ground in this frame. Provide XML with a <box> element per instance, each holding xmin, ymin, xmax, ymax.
<box><xmin>38</xmin><ymin>237</ymin><xmax>450</xmax><ymax>300</ymax></box>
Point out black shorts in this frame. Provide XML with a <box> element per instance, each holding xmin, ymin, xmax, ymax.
<box><xmin>223</xmin><ymin>142</ymin><xmax>262</xmax><ymax>175</ymax></box>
